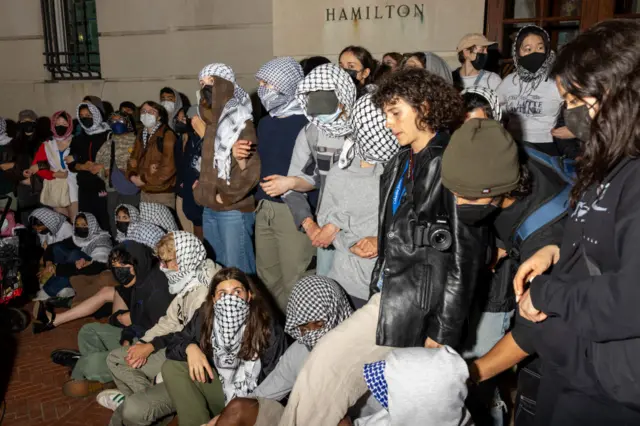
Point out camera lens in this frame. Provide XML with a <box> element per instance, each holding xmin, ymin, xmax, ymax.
<box><xmin>429</xmin><ymin>228</ymin><xmax>452</xmax><ymax>252</ymax></box>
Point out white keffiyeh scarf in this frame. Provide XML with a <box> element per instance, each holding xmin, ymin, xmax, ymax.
<box><xmin>77</xmin><ymin>103</ymin><xmax>111</xmax><ymax>135</ymax></box>
<box><xmin>126</xmin><ymin>221</ymin><xmax>166</xmax><ymax>249</ymax></box>
<box><xmin>139</xmin><ymin>202</ymin><xmax>178</xmax><ymax>232</ymax></box>
<box><xmin>72</xmin><ymin>212</ymin><xmax>112</xmax><ymax>264</ymax></box>
<box><xmin>0</xmin><ymin>117</ymin><xmax>12</xmax><ymax>146</ymax></box>
<box><xmin>255</xmin><ymin>57</ymin><xmax>305</xmax><ymax>118</ymax></box>
<box><xmin>161</xmin><ymin>231</ymin><xmax>211</xmax><ymax>295</ymax></box>
<box><xmin>115</xmin><ymin>204</ymin><xmax>140</xmax><ymax>242</ymax></box>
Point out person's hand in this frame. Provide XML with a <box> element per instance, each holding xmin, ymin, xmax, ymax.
<box><xmin>150</xmin><ymin>164</ymin><xmax>158</xmax><ymax>174</ymax></box>
<box><xmin>75</xmin><ymin>259</ymin><xmax>92</xmax><ymax>269</ymax></box>
<box><xmin>353</xmin><ymin>237</ymin><xmax>378</xmax><ymax>259</ymax></box>
<box><xmin>232</xmin><ymin>140</ymin><xmax>253</xmax><ymax>160</ymax></box>
<box><xmin>302</xmin><ymin>218</ymin><xmax>321</xmax><ymax>242</ymax></box>
<box><xmin>519</xmin><ymin>289</ymin><xmax>548</xmax><ymax>323</ymax></box>
<box><xmin>424</xmin><ymin>337</ymin><xmax>443</xmax><ymax>349</ymax></box>
<box><xmin>490</xmin><ymin>247</ymin><xmax>508</xmax><ymax>272</ymax></box>
<box><xmin>338</xmin><ymin>416</ymin><xmax>353</xmax><ymax>426</ymax></box>
<box><xmin>29</xmin><ymin>164</ymin><xmax>39</xmax><ymax>174</ymax></box>
<box><xmin>117</xmin><ymin>312</ymin><xmax>131</xmax><ymax>326</ymax></box>
<box><xmin>186</xmin><ymin>343</ymin><xmax>215</xmax><ymax>383</ymax></box>
<box><xmin>215</xmin><ymin>194</ymin><xmax>223</xmax><ymax>204</ymax></box>
<box><xmin>0</xmin><ymin>162</ymin><xmax>14</xmax><ymax>171</ymax></box>
<box><xmin>64</xmin><ymin>155</ymin><xmax>74</xmax><ymax>164</ymax></box>
<box><xmin>312</xmin><ymin>223</ymin><xmax>339</xmax><ymax>248</ymax></box>
<box><xmin>551</xmin><ymin>126</ymin><xmax>575</xmax><ymax>139</ymax></box>
<box><xmin>128</xmin><ymin>159</ymin><xmax>137</xmax><ymax>169</ymax></box>
<box><xmin>260</xmin><ymin>175</ymin><xmax>293</xmax><ymax>198</ymax></box>
<box><xmin>22</xmin><ymin>169</ymin><xmax>32</xmax><ymax>178</ymax></box>
<box><xmin>54</xmin><ymin>170</ymin><xmax>69</xmax><ymax>179</ymax></box>
<box><xmin>122</xmin><ymin>340</ymin><xmax>131</xmax><ymax>347</ymax></box>
<box><xmin>192</xmin><ymin>179</ymin><xmax>199</xmax><ymax>190</ymax></box>
<box><xmin>205</xmin><ymin>416</ymin><xmax>220</xmax><ymax>426</ymax></box>
<box><xmin>126</xmin><ymin>342</ymin><xmax>154</xmax><ymax>368</ymax></box>
<box><xmin>514</xmin><ymin>245</ymin><xmax>560</xmax><ymax>302</ymax></box>
<box><xmin>130</xmin><ymin>175</ymin><xmax>145</xmax><ymax>188</ymax></box>
<box><xmin>90</xmin><ymin>163</ymin><xmax>104</xmax><ymax>175</ymax></box>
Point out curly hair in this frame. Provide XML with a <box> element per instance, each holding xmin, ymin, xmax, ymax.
<box><xmin>372</xmin><ymin>67</ymin><xmax>465</xmax><ymax>133</ymax></box>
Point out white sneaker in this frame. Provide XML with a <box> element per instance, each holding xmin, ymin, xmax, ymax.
<box><xmin>96</xmin><ymin>389</ymin><xmax>125</xmax><ymax>411</ymax></box>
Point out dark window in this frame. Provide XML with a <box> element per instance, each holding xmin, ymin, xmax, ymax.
<box><xmin>41</xmin><ymin>0</ymin><xmax>101</xmax><ymax>80</ymax></box>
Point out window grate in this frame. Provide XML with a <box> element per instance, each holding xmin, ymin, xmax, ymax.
<box><xmin>41</xmin><ymin>0</ymin><xmax>101</xmax><ymax>80</ymax></box>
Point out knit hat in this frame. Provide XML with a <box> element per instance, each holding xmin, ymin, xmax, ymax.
<box><xmin>442</xmin><ymin>119</ymin><xmax>519</xmax><ymax>198</ymax></box>
<box><xmin>18</xmin><ymin>110</ymin><xmax>37</xmax><ymax>122</ymax></box>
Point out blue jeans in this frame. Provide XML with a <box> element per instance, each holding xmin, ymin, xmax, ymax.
<box><xmin>203</xmin><ymin>208</ymin><xmax>256</xmax><ymax>274</ymax></box>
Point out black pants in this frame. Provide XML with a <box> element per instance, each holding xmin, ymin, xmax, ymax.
<box><xmin>78</xmin><ymin>187</ymin><xmax>109</xmax><ymax>231</ymax></box>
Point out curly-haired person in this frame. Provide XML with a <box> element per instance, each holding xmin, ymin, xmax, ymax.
<box><xmin>278</xmin><ymin>68</ymin><xmax>489</xmax><ymax>426</ymax></box>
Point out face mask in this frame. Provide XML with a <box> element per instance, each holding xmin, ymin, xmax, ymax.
<box><xmin>471</xmin><ymin>52</ymin><xmax>488</xmax><ymax>71</ymax></box>
<box><xmin>112</xmin><ymin>266</ymin><xmax>135</xmax><ymax>286</ymax></box>
<box><xmin>457</xmin><ymin>203</ymin><xmax>500</xmax><ymax>226</ymax></box>
<box><xmin>116</xmin><ymin>221</ymin><xmax>129</xmax><ymax>234</ymax></box>
<box><xmin>20</xmin><ymin>122</ymin><xmax>36</xmax><ymax>134</ymax></box>
<box><xmin>173</xmin><ymin>121</ymin><xmax>190</xmax><ymax>135</ymax></box>
<box><xmin>298</xmin><ymin>328</ymin><xmax>326</xmax><ymax>350</ymax></box>
<box><xmin>80</xmin><ymin>117</ymin><xmax>94</xmax><ymax>129</ymax></box>
<box><xmin>140</xmin><ymin>113</ymin><xmax>157</xmax><ymax>129</ymax></box>
<box><xmin>563</xmin><ymin>104</ymin><xmax>591</xmax><ymax>142</ymax></box>
<box><xmin>161</xmin><ymin>100</ymin><xmax>176</xmax><ymax>115</ymax></box>
<box><xmin>213</xmin><ymin>294</ymin><xmax>251</xmax><ymax>346</ymax></box>
<box><xmin>258</xmin><ymin>86</ymin><xmax>288</xmax><ymax>113</ymax></box>
<box><xmin>54</xmin><ymin>125</ymin><xmax>69</xmax><ymax>137</ymax></box>
<box><xmin>74</xmin><ymin>227</ymin><xmax>89</xmax><ymax>238</ymax></box>
<box><xmin>343</xmin><ymin>68</ymin><xmax>362</xmax><ymax>86</ymax></box>
<box><xmin>518</xmin><ymin>52</ymin><xmax>546</xmax><ymax>74</ymax></box>
<box><xmin>110</xmin><ymin>122</ymin><xmax>128</xmax><ymax>135</ymax></box>
<box><xmin>315</xmin><ymin>108</ymin><xmax>342</xmax><ymax>125</ymax></box>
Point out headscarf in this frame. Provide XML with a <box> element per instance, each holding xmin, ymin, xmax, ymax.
<box><xmin>339</xmin><ymin>93</ymin><xmax>399</xmax><ymax>169</ymax></box>
<box><xmin>162</xmin><ymin>87</ymin><xmax>184</xmax><ymax>131</ymax></box>
<box><xmin>423</xmin><ymin>52</ymin><xmax>454</xmax><ymax>85</ymax></box>
<box><xmin>296</xmin><ymin>63</ymin><xmax>357</xmax><ymax>138</ymax></box>
<box><xmin>284</xmin><ymin>276</ymin><xmax>353</xmax><ymax>350</ymax></box>
<box><xmin>139</xmin><ymin>202</ymin><xmax>178</xmax><ymax>232</ymax></box>
<box><xmin>162</xmin><ymin>231</ymin><xmax>212</xmax><ymax>295</ymax></box>
<box><xmin>461</xmin><ymin>86</ymin><xmax>502</xmax><ymax>122</ymax></box>
<box><xmin>198</xmin><ymin>63</ymin><xmax>253</xmax><ymax>184</ymax></box>
<box><xmin>50</xmin><ymin>111</ymin><xmax>74</xmax><ymax>142</ymax></box>
<box><xmin>126</xmin><ymin>221</ymin><xmax>166</xmax><ymax>250</ymax></box>
<box><xmin>119</xmin><ymin>240</ymin><xmax>155</xmax><ymax>281</ymax></box>
<box><xmin>72</xmin><ymin>212</ymin><xmax>113</xmax><ymax>264</ymax></box>
<box><xmin>0</xmin><ymin>117</ymin><xmax>12</xmax><ymax>146</ymax></box>
<box><xmin>83</xmin><ymin>95</ymin><xmax>106</xmax><ymax>117</ymax></box>
<box><xmin>108</xmin><ymin>112</ymin><xmax>135</xmax><ymax>134</ymax></box>
<box><xmin>77</xmin><ymin>102</ymin><xmax>110</xmax><ymax>135</ymax></box>
<box><xmin>29</xmin><ymin>208</ymin><xmax>67</xmax><ymax>235</ymax></box>
<box><xmin>114</xmin><ymin>204</ymin><xmax>140</xmax><ymax>242</ymax></box>
<box><xmin>211</xmin><ymin>293</ymin><xmax>261</xmax><ymax>403</ymax></box>
<box><xmin>512</xmin><ymin>25</ymin><xmax>556</xmax><ymax>93</ymax></box>
<box><xmin>255</xmin><ymin>57</ymin><xmax>305</xmax><ymax>118</ymax></box>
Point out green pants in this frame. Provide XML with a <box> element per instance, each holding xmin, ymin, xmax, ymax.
<box><xmin>161</xmin><ymin>360</ymin><xmax>225</xmax><ymax>426</ymax></box>
<box><xmin>255</xmin><ymin>200</ymin><xmax>315</xmax><ymax>312</ymax></box>
<box><xmin>72</xmin><ymin>322</ymin><xmax>122</xmax><ymax>382</ymax></box>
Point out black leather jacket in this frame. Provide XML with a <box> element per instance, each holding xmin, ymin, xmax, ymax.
<box><xmin>371</xmin><ymin>133</ymin><xmax>487</xmax><ymax>348</ymax></box>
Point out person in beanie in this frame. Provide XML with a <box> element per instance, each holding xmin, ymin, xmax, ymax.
<box><xmin>441</xmin><ymin>118</ymin><xmax>567</xmax><ymax>424</ymax></box>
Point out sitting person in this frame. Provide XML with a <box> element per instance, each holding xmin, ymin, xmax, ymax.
<box><xmin>114</xmin><ymin>203</ymin><xmax>140</xmax><ymax>242</ymax></box>
<box><xmin>161</xmin><ymin>267</ymin><xmax>287</xmax><ymax>426</ymax></box>
<box><xmin>461</xmin><ymin>86</ymin><xmax>502</xmax><ymax>122</ymax></box>
<box><xmin>29</xmin><ymin>207</ymin><xmax>73</xmax><ymax>249</ymax></box>
<box><xmin>56</xmin><ymin>239</ymin><xmax>174</xmax><ymax>398</ymax></box>
<box><xmin>99</xmin><ymin>232</ymin><xmax>221</xmax><ymax>425</ymax></box>
<box><xmin>115</xmin><ymin>201</ymin><xmax>178</xmax><ymax>242</ymax></box>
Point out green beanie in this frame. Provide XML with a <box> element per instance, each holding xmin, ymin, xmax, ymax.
<box><xmin>442</xmin><ymin>119</ymin><xmax>520</xmax><ymax>198</ymax></box>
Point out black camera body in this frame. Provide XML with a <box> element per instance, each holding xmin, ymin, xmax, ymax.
<box><xmin>413</xmin><ymin>219</ymin><xmax>452</xmax><ymax>252</ymax></box>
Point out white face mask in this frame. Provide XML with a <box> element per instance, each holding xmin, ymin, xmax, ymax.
<box><xmin>140</xmin><ymin>113</ymin><xmax>157</xmax><ymax>129</ymax></box>
<box><xmin>161</xmin><ymin>100</ymin><xmax>176</xmax><ymax>115</ymax></box>
<box><xmin>315</xmin><ymin>108</ymin><xmax>342</xmax><ymax>125</ymax></box>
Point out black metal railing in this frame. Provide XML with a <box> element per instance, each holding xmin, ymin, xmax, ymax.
<box><xmin>41</xmin><ymin>0</ymin><xmax>101</xmax><ymax>80</ymax></box>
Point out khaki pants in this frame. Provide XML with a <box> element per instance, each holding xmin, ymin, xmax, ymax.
<box><xmin>176</xmin><ymin>196</ymin><xmax>194</xmax><ymax>233</ymax></box>
<box><xmin>255</xmin><ymin>200</ymin><xmax>315</xmax><ymax>312</ymax></box>
<box><xmin>71</xmin><ymin>323</ymin><xmax>122</xmax><ymax>383</ymax></box>
<box><xmin>279</xmin><ymin>293</ymin><xmax>393</xmax><ymax>426</ymax></box>
<box><xmin>141</xmin><ymin>192</ymin><xmax>175</xmax><ymax>210</ymax></box>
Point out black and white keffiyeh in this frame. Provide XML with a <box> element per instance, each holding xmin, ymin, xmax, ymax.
<box><xmin>29</xmin><ymin>208</ymin><xmax>67</xmax><ymax>235</ymax></box>
<box><xmin>72</xmin><ymin>212</ymin><xmax>112</xmax><ymax>264</ymax></box>
<box><xmin>142</xmin><ymin>121</ymin><xmax>162</xmax><ymax>149</ymax></box>
<box><xmin>339</xmin><ymin>93</ymin><xmax>399</xmax><ymax>169</ymax></box>
<box><xmin>512</xmin><ymin>25</ymin><xmax>556</xmax><ymax>93</ymax></box>
<box><xmin>162</xmin><ymin>231</ymin><xmax>210</xmax><ymax>295</ymax></box>
<box><xmin>115</xmin><ymin>204</ymin><xmax>140</xmax><ymax>242</ymax></box>
<box><xmin>139</xmin><ymin>202</ymin><xmax>178</xmax><ymax>232</ymax></box>
<box><xmin>255</xmin><ymin>57</ymin><xmax>305</xmax><ymax>118</ymax></box>
<box><xmin>0</xmin><ymin>117</ymin><xmax>11</xmax><ymax>146</ymax></box>
<box><xmin>198</xmin><ymin>63</ymin><xmax>253</xmax><ymax>184</ymax></box>
<box><xmin>77</xmin><ymin>103</ymin><xmax>110</xmax><ymax>135</ymax></box>
<box><xmin>126</xmin><ymin>222</ymin><xmax>166</xmax><ymax>249</ymax></box>
<box><xmin>296</xmin><ymin>63</ymin><xmax>357</xmax><ymax>138</ymax></box>
<box><xmin>461</xmin><ymin>86</ymin><xmax>502</xmax><ymax>122</ymax></box>
<box><xmin>212</xmin><ymin>294</ymin><xmax>261</xmax><ymax>403</ymax></box>
<box><xmin>285</xmin><ymin>276</ymin><xmax>353</xmax><ymax>349</ymax></box>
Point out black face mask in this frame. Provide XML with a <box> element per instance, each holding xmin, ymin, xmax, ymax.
<box><xmin>518</xmin><ymin>52</ymin><xmax>546</xmax><ymax>74</ymax></box>
<box><xmin>54</xmin><ymin>125</ymin><xmax>69</xmax><ymax>137</ymax></box>
<box><xmin>471</xmin><ymin>53</ymin><xmax>488</xmax><ymax>71</ymax></box>
<box><xmin>174</xmin><ymin>121</ymin><xmax>190</xmax><ymax>135</ymax></box>
<box><xmin>116</xmin><ymin>221</ymin><xmax>129</xmax><ymax>234</ymax></box>
<box><xmin>80</xmin><ymin>117</ymin><xmax>94</xmax><ymax>129</ymax></box>
<box><xmin>20</xmin><ymin>122</ymin><xmax>36</xmax><ymax>134</ymax></box>
<box><xmin>343</xmin><ymin>68</ymin><xmax>362</xmax><ymax>86</ymax></box>
<box><xmin>457</xmin><ymin>203</ymin><xmax>500</xmax><ymax>226</ymax></box>
<box><xmin>563</xmin><ymin>104</ymin><xmax>591</xmax><ymax>142</ymax></box>
<box><xmin>75</xmin><ymin>227</ymin><xmax>89</xmax><ymax>238</ymax></box>
<box><xmin>112</xmin><ymin>266</ymin><xmax>135</xmax><ymax>286</ymax></box>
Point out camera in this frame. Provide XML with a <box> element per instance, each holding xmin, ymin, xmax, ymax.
<box><xmin>414</xmin><ymin>220</ymin><xmax>452</xmax><ymax>252</ymax></box>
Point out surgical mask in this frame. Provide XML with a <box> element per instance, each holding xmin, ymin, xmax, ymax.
<box><xmin>80</xmin><ymin>117</ymin><xmax>94</xmax><ymax>129</ymax></box>
<box><xmin>343</xmin><ymin>68</ymin><xmax>362</xmax><ymax>86</ymax></box>
<box><xmin>112</xmin><ymin>266</ymin><xmax>135</xmax><ymax>286</ymax></box>
<box><xmin>314</xmin><ymin>108</ymin><xmax>342</xmax><ymax>125</ymax></box>
<box><xmin>74</xmin><ymin>227</ymin><xmax>89</xmax><ymax>238</ymax></box>
<box><xmin>563</xmin><ymin>104</ymin><xmax>591</xmax><ymax>142</ymax></box>
<box><xmin>20</xmin><ymin>122</ymin><xmax>36</xmax><ymax>134</ymax></box>
<box><xmin>54</xmin><ymin>125</ymin><xmax>69</xmax><ymax>137</ymax></box>
<box><xmin>518</xmin><ymin>52</ymin><xmax>546</xmax><ymax>74</ymax></box>
<box><xmin>161</xmin><ymin>100</ymin><xmax>176</xmax><ymax>115</ymax></box>
<box><xmin>471</xmin><ymin>52</ymin><xmax>488</xmax><ymax>70</ymax></box>
<box><xmin>140</xmin><ymin>113</ymin><xmax>157</xmax><ymax>129</ymax></box>
<box><xmin>258</xmin><ymin>86</ymin><xmax>288</xmax><ymax>113</ymax></box>
<box><xmin>110</xmin><ymin>122</ymin><xmax>128</xmax><ymax>135</ymax></box>
<box><xmin>116</xmin><ymin>221</ymin><xmax>129</xmax><ymax>234</ymax></box>
<box><xmin>456</xmin><ymin>203</ymin><xmax>500</xmax><ymax>226</ymax></box>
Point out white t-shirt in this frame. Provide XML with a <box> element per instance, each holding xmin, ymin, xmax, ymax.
<box><xmin>459</xmin><ymin>70</ymin><xmax>502</xmax><ymax>91</ymax></box>
<box><xmin>497</xmin><ymin>73</ymin><xmax>564</xmax><ymax>143</ymax></box>
<box><xmin>39</xmin><ymin>221</ymin><xmax>73</xmax><ymax>247</ymax></box>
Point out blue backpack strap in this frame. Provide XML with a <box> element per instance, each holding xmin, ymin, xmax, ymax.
<box><xmin>524</xmin><ymin>147</ymin><xmax>576</xmax><ymax>184</ymax></box>
<box><xmin>514</xmin><ymin>184</ymin><xmax>571</xmax><ymax>248</ymax></box>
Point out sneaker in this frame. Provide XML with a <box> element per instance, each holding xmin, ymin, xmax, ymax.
<box><xmin>96</xmin><ymin>389</ymin><xmax>125</xmax><ymax>411</ymax></box>
<box><xmin>51</xmin><ymin>349</ymin><xmax>81</xmax><ymax>369</ymax></box>
<box><xmin>62</xmin><ymin>380</ymin><xmax>116</xmax><ymax>398</ymax></box>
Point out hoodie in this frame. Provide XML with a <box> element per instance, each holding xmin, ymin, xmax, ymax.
<box><xmin>162</xmin><ymin>87</ymin><xmax>184</xmax><ymax>131</ymax></box>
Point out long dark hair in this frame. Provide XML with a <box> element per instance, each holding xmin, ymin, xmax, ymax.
<box><xmin>200</xmin><ymin>267</ymin><xmax>272</xmax><ymax>361</ymax></box>
<box><xmin>339</xmin><ymin>45</ymin><xmax>376</xmax><ymax>86</ymax></box>
<box><xmin>552</xmin><ymin>20</ymin><xmax>640</xmax><ymax>204</ymax></box>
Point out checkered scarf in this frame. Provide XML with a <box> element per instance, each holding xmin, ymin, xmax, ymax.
<box><xmin>211</xmin><ymin>294</ymin><xmax>261</xmax><ymax>403</ymax></box>
<box><xmin>512</xmin><ymin>25</ymin><xmax>556</xmax><ymax>93</ymax></box>
<box><xmin>139</xmin><ymin>202</ymin><xmax>178</xmax><ymax>232</ymax></box>
<box><xmin>461</xmin><ymin>86</ymin><xmax>502</xmax><ymax>122</ymax></box>
<box><xmin>0</xmin><ymin>117</ymin><xmax>11</xmax><ymax>146</ymax></box>
<box><xmin>296</xmin><ymin>64</ymin><xmax>357</xmax><ymax>138</ymax></box>
<box><xmin>256</xmin><ymin>57</ymin><xmax>305</xmax><ymax>118</ymax></box>
<box><xmin>29</xmin><ymin>208</ymin><xmax>67</xmax><ymax>235</ymax></box>
<box><xmin>115</xmin><ymin>204</ymin><xmax>140</xmax><ymax>242</ymax></box>
<box><xmin>142</xmin><ymin>121</ymin><xmax>162</xmax><ymax>149</ymax></box>
<box><xmin>77</xmin><ymin>103</ymin><xmax>110</xmax><ymax>135</ymax></box>
<box><xmin>126</xmin><ymin>221</ymin><xmax>166</xmax><ymax>249</ymax></box>
<box><xmin>72</xmin><ymin>213</ymin><xmax>112</xmax><ymax>264</ymax></box>
<box><xmin>162</xmin><ymin>231</ymin><xmax>210</xmax><ymax>295</ymax></box>
<box><xmin>364</xmin><ymin>360</ymin><xmax>389</xmax><ymax>409</ymax></box>
<box><xmin>198</xmin><ymin>63</ymin><xmax>253</xmax><ymax>184</ymax></box>
<box><xmin>339</xmin><ymin>93</ymin><xmax>399</xmax><ymax>169</ymax></box>
<box><xmin>285</xmin><ymin>276</ymin><xmax>353</xmax><ymax>349</ymax></box>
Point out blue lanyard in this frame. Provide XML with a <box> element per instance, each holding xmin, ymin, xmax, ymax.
<box><xmin>392</xmin><ymin>160</ymin><xmax>410</xmax><ymax>215</ymax></box>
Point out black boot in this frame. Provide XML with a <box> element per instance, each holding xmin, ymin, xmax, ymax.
<box><xmin>32</xmin><ymin>301</ymin><xmax>56</xmax><ymax>334</ymax></box>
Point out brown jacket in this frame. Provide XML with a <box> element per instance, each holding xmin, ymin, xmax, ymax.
<box><xmin>193</xmin><ymin>77</ymin><xmax>260</xmax><ymax>213</ymax></box>
<box><xmin>126</xmin><ymin>124</ymin><xmax>177</xmax><ymax>194</ymax></box>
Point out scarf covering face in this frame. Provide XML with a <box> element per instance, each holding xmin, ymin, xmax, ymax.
<box><xmin>211</xmin><ymin>293</ymin><xmax>261</xmax><ymax>403</ymax></box>
<box><xmin>0</xmin><ymin>117</ymin><xmax>12</xmax><ymax>146</ymax></box>
<box><xmin>512</xmin><ymin>25</ymin><xmax>556</xmax><ymax>93</ymax></box>
<box><xmin>72</xmin><ymin>212</ymin><xmax>112</xmax><ymax>263</ymax></box>
<box><xmin>115</xmin><ymin>204</ymin><xmax>140</xmax><ymax>242</ymax></box>
<box><xmin>29</xmin><ymin>208</ymin><xmax>67</xmax><ymax>235</ymax></box>
<box><xmin>198</xmin><ymin>63</ymin><xmax>253</xmax><ymax>184</ymax></box>
<box><xmin>162</xmin><ymin>231</ymin><xmax>209</xmax><ymax>295</ymax></box>
<box><xmin>50</xmin><ymin>111</ymin><xmax>74</xmax><ymax>142</ymax></box>
<box><xmin>285</xmin><ymin>276</ymin><xmax>353</xmax><ymax>350</ymax></box>
<box><xmin>77</xmin><ymin>103</ymin><xmax>111</xmax><ymax>136</ymax></box>
<box><xmin>339</xmin><ymin>93</ymin><xmax>400</xmax><ymax>169</ymax></box>
<box><xmin>422</xmin><ymin>52</ymin><xmax>454</xmax><ymax>85</ymax></box>
<box><xmin>255</xmin><ymin>57</ymin><xmax>305</xmax><ymax>118</ymax></box>
<box><xmin>461</xmin><ymin>86</ymin><xmax>503</xmax><ymax>122</ymax></box>
<box><xmin>139</xmin><ymin>202</ymin><xmax>178</xmax><ymax>232</ymax></box>
<box><xmin>296</xmin><ymin>64</ymin><xmax>357</xmax><ymax>138</ymax></box>
<box><xmin>126</xmin><ymin>221</ymin><xmax>166</xmax><ymax>249</ymax></box>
